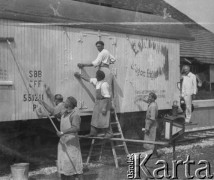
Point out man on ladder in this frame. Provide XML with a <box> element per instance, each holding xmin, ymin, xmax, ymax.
<box><xmin>75</xmin><ymin>70</ymin><xmax>129</xmax><ymax>168</ymax></box>
<box><xmin>77</xmin><ymin>40</ymin><xmax>116</xmax><ymax>99</ymax></box>
<box><xmin>75</xmin><ymin>41</ymin><xmax>129</xmax><ymax>168</ymax></box>
<box><xmin>77</xmin><ymin>40</ymin><xmax>116</xmax><ymax>138</ymax></box>
<box><xmin>75</xmin><ymin>70</ymin><xmax>113</xmax><ymax>139</ymax></box>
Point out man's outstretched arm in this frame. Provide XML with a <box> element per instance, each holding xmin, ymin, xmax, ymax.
<box><xmin>44</xmin><ymin>84</ymin><xmax>55</xmax><ymax>106</ymax></box>
<box><xmin>74</xmin><ymin>71</ymin><xmax>90</xmax><ymax>82</ymax></box>
<box><xmin>77</xmin><ymin>63</ymin><xmax>93</xmax><ymax>68</ymax></box>
<box><xmin>38</xmin><ymin>99</ymin><xmax>54</xmax><ymax>115</ymax></box>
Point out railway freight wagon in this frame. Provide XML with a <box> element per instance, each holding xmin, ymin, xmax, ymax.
<box><xmin>0</xmin><ymin>0</ymin><xmax>192</xmax><ymax>130</ymax></box>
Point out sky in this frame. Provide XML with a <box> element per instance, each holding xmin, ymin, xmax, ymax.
<box><xmin>164</xmin><ymin>0</ymin><xmax>214</xmax><ymax>33</ymax></box>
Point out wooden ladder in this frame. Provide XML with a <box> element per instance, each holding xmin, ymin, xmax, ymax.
<box><xmin>86</xmin><ymin>110</ymin><xmax>129</xmax><ymax>168</ymax></box>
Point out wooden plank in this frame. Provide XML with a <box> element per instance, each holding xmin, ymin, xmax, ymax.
<box><xmin>79</xmin><ymin>135</ymin><xmax>169</xmax><ymax>145</ymax></box>
<box><xmin>185</xmin><ymin>126</ymin><xmax>214</xmax><ymax>133</ymax></box>
<box><xmin>185</xmin><ymin>122</ymin><xmax>198</xmax><ymax>126</ymax></box>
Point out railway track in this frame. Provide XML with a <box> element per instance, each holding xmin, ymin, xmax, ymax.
<box><xmin>176</xmin><ymin>127</ymin><xmax>214</xmax><ymax>144</ymax></box>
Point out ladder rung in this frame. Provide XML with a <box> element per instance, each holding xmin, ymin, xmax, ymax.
<box><xmin>113</xmin><ymin>133</ymin><xmax>122</xmax><ymax>136</ymax></box>
<box><xmin>89</xmin><ymin>153</ymin><xmax>102</xmax><ymax>157</ymax></box>
<box><xmin>111</xmin><ymin>122</ymin><xmax>119</xmax><ymax>125</ymax></box>
<box><xmin>114</xmin><ymin>144</ymin><xmax>125</xmax><ymax>148</ymax></box>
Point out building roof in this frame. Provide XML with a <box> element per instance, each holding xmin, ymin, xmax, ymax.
<box><xmin>181</xmin><ymin>28</ymin><xmax>214</xmax><ymax>59</ymax></box>
<box><xmin>74</xmin><ymin>0</ymin><xmax>214</xmax><ymax>63</ymax></box>
<box><xmin>0</xmin><ymin>0</ymin><xmax>192</xmax><ymax>40</ymax></box>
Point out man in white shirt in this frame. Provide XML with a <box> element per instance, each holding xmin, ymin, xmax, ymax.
<box><xmin>74</xmin><ymin>70</ymin><xmax>113</xmax><ymax>138</ymax></box>
<box><xmin>181</xmin><ymin>65</ymin><xmax>197</xmax><ymax>123</ymax></box>
<box><xmin>77</xmin><ymin>41</ymin><xmax>116</xmax><ymax>97</ymax></box>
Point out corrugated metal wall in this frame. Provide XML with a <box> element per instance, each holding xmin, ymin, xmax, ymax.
<box><xmin>0</xmin><ymin>20</ymin><xmax>180</xmax><ymax>121</ymax></box>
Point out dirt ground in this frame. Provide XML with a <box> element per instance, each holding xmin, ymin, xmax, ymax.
<box><xmin>1</xmin><ymin>138</ymin><xmax>214</xmax><ymax>180</ymax></box>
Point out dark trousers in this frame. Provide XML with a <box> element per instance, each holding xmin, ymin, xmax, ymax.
<box><xmin>90</xmin><ymin>125</ymin><xmax>112</xmax><ymax>136</ymax></box>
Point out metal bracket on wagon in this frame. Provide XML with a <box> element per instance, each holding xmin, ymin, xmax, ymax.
<box><xmin>0</xmin><ymin>37</ymin><xmax>14</xmax><ymax>42</ymax></box>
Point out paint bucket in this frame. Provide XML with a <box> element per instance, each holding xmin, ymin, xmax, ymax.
<box><xmin>10</xmin><ymin>163</ymin><xmax>29</xmax><ymax>180</ymax></box>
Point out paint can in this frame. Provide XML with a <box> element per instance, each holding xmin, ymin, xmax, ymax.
<box><xmin>10</xmin><ymin>163</ymin><xmax>29</xmax><ymax>180</ymax></box>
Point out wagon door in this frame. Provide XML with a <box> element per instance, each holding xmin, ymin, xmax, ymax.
<box><xmin>0</xmin><ymin>41</ymin><xmax>14</xmax><ymax>122</ymax></box>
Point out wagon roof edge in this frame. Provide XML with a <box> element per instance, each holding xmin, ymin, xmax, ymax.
<box><xmin>0</xmin><ymin>0</ymin><xmax>193</xmax><ymax>40</ymax></box>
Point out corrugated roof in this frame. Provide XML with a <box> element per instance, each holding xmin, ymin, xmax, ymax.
<box><xmin>0</xmin><ymin>0</ymin><xmax>192</xmax><ymax>40</ymax></box>
<box><xmin>181</xmin><ymin>28</ymin><xmax>214</xmax><ymax>61</ymax></box>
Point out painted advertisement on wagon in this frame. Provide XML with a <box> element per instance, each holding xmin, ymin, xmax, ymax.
<box><xmin>121</xmin><ymin>37</ymin><xmax>177</xmax><ymax>112</ymax></box>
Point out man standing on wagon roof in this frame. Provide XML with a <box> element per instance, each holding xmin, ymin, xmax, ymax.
<box><xmin>77</xmin><ymin>40</ymin><xmax>116</xmax><ymax>97</ymax></box>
